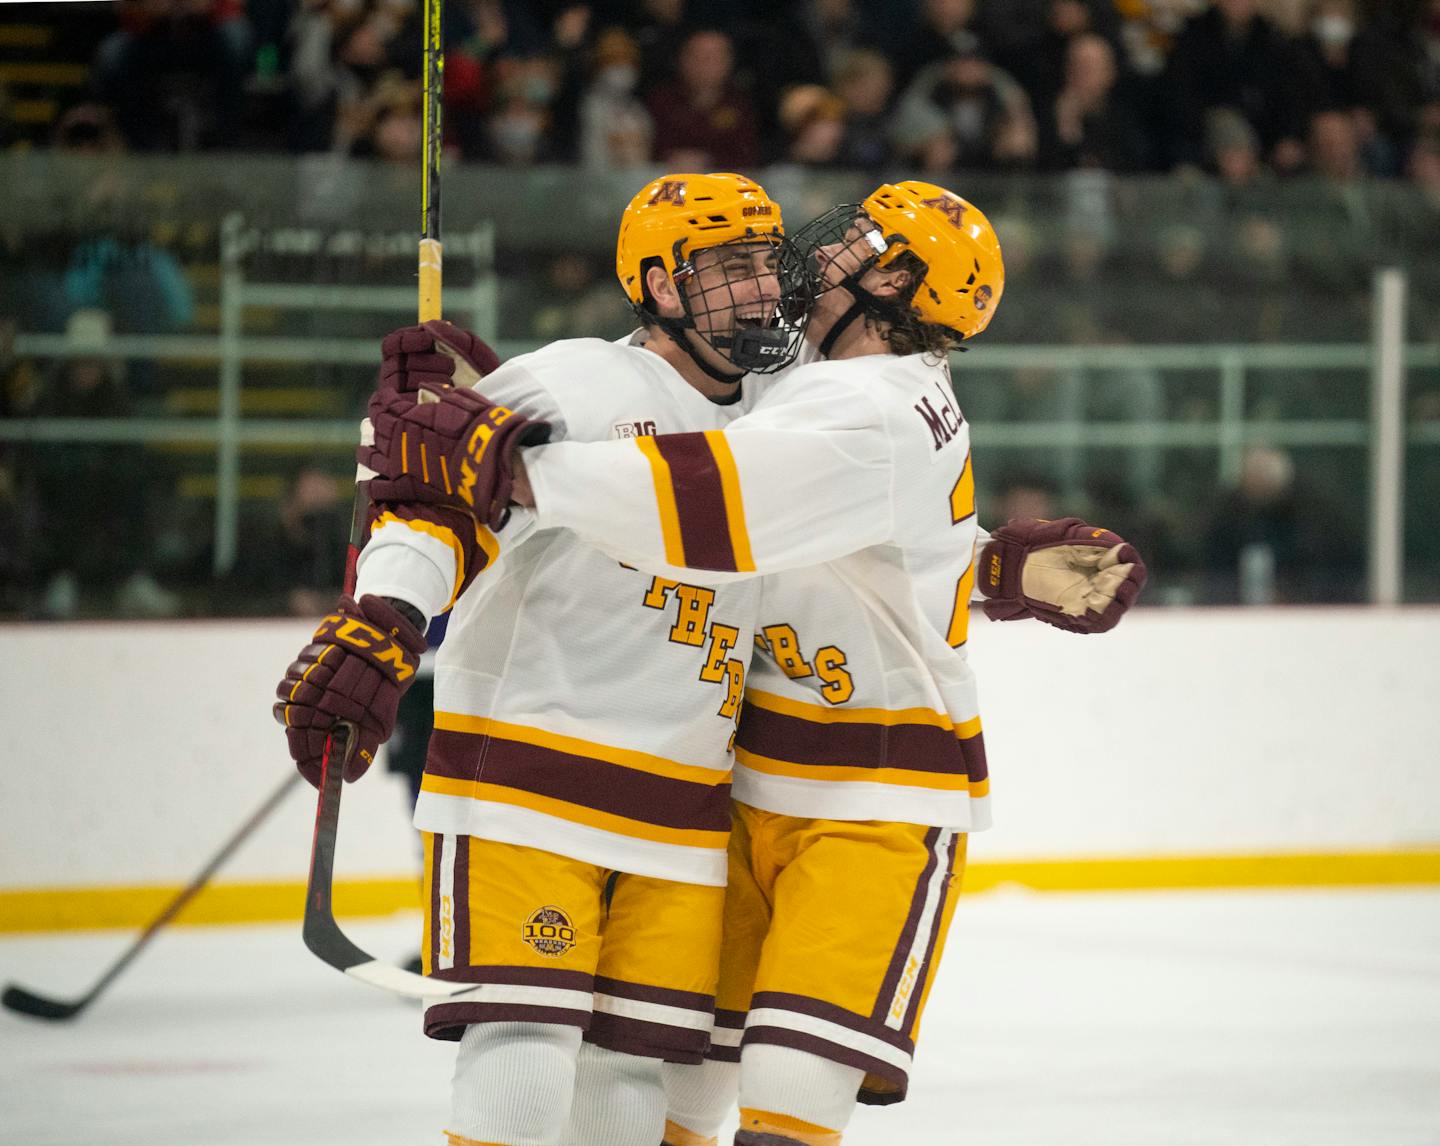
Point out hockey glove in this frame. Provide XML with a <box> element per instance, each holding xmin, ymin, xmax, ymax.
<box><xmin>273</xmin><ymin>594</ymin><xmax>427</xmax><ymax>787</ymax></box>
<box><xmin>380</xmin><ymin>320</ymin><xmax>501</xmax><ymax>393</ymax></box>
<box><xmin>360</xmin><ymin>384</ymin><xmax>550</xmax><ymax>530</ymax></box>
<box><xmin>978</xmin><ymin>517</ymin><xmax>1147</xmax><ymax>634</ymax></box>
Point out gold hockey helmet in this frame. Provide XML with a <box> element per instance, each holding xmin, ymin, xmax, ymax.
<box><xmin>857</xmin><ymin>180</ymin><xmax>1004</xmax><ymax>340</ymax></box>
<box><xmin>615</xmin><ymin>172</ymin><xmax>785</xmax><ymax>307</ymax></box>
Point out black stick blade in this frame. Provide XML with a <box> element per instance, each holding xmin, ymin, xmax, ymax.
<box><xmin>2</xmin><ymin>983</ymin><xmax>88</xmax><ymax>1021</ymax></box>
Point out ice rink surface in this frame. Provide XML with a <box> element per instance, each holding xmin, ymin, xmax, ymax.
<box><xmin>3</xmin><ymin>887</ymin><xmax>1438</xmax><ymax>1146</ymax></box>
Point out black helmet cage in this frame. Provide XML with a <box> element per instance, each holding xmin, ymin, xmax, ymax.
<box><xmin>634</xmin><ymin>232</ymin><xmax>812</xmax><ymax>381</ymax></box>
<box><xmin>791</xmin><ymin>203</ymin><xmax>934</xmax><ymax>357</ymax></box>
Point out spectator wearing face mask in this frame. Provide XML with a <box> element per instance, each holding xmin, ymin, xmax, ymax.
<box><xmin>578</xmin><ymin>27</ymin><xmax>652</xmax><ymax>167</ymax></box>
<box><xmin>1296</xmin><ymin>0</ymin><xmax>1400</xmax><ymax>174</ymax></box>
<box><xmin>486</xmin><ymin>56</ymin><xmax>560</xmax><ymax>164</ymax></box>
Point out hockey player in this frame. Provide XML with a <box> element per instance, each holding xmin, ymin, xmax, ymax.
<box><xmin>273</xmin><ymin>172</ymin><xmax>809</xmax><ymax>1146</ymax></box>
<box><xmin>366</xmin><ymin>181</ymin><xmax>1147</xmax><ymax>1145</ymax></box>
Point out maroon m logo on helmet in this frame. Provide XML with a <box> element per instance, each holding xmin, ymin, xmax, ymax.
<box><xmin>648</xmin><ymin>180</ymin><xmax>687</xmax><ymax>206</ymax></box>
<box><xmin>921</xmin><ymin>196</ymin><xmax>966</xmax><ymax>228</ymax></box>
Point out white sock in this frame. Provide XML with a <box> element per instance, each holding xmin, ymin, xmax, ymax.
<box><xmin>663</xmin><ymin>1058</ymin><xmax>739</xmax><ymax>1140</ymax></box>
<box><xmin>449</xmin><ymin>1021</ymin><xmax>583</xmax><ymax>1146</ymax></box>
<box><xmin>557</xmin><ymin>1041</ymin><xmax>666</xmax><ymax>1146</ymax></box>
<box><xmin>737</xmin><ymin>1044</ymin><xmax>864</xmax><ymax>1134</ymax></box>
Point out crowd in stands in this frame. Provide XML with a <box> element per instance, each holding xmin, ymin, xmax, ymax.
<box><xmin>16</xmin><ymin>0</ymin><xmax>1440</xmax><ymax>187</ymax></box>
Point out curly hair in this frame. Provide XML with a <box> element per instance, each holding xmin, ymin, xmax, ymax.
<box><xmin>871</xmin><ymin>250</ymin><xmax>964</xmax><ymax>359</ymax></box>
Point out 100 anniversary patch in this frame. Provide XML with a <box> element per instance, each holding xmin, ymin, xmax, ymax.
<box><xmin>522</xmin><ymin>905</ymin><xmax>577</xmax><ymax>956</ymax></box>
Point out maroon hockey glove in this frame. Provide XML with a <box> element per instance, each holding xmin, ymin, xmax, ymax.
<box><xmin>273</xmin><ymin>594</ymin><xmax>427</xmax><ymax>787</ymax></box>
<box><xmin>379</xmin><ymin>320</ymin><xmax>500</xmax><ymax>393</ymax></box>
<box><xmin>978</xmin><ymin>517</ymin><xmax>1147</xmax><ymax>634</ymax></box>
<box><xmin>359</xmin><ymin>384</ymin><xmax>550</xmax><ymax>530</ymax></box>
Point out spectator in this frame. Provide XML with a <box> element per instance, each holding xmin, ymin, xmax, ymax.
<box><xmin>1163</xmin><ymin>0</ymin><xmax>1309</xmax><ymax>172</ymax></box>
<box><xmin>646</xmin><ymin>28</ymin><xmax>759</xmax><ymax>169</ymax></box>
<box><xmin>94</xmin><ymin>0</ymin><xmax>253</xmax><ymax>151</ymax></box>
<box><xmin>775</xmin><ymin>84</ymin><xmax>846</xmax><ymax>167</ymax></box>
<box><xmin>1296</xmin><ymin>0</ymin><xmax>1402</xmax><ymax>173</ymax></box>
<box><xmin>890</xmin><ymin>34</ymin><xmax>1037</xmax><ymax>172</ymax></box>
<box><xmin>996</xmin><ymin>475</ymin><xmax>1059</xmax><ymax>523</ymax></box>
<box><xmin>1201</xmin><ymin>444</ymin><xmax>1363</xmax><ymax>603</ymax></box>
<box><xmin>1206</xmin><ymin>105</ymin><xmax>1265</xmax><ymax>184</ymax></box>
<box><xmin>578</xmin><ymin>27</ymin><xmax>653</xmax><ymax>167</ymax></box>
<box><xmin>1037</xmin><ymin>33</ymin><xmax>1151</xmax><ymax>170</ymax></box>
<box><xmin>889</xmin><ymin>0</ymin><xmax>986</xmax><ymax>89</ymax></box>
<box><xmin>31</xmin><ymin>310</ymin><xmax>180</xmax><ymax>619</ymax></box>
<box><xmin>1309</xmin><ymin>107</ymin><xmax>1364</xmax><ymax>185</ymax></box>
<box><xmin>228</xmin><ymin>465</ymin><xmax>348</xmax><ymax>617</ymax></box>
<box><xmin>628</xmin><ymin>0</ymin><xmax>689</xmax><ymax>90</ymax></box>
<box><xmin>997</xmin><ymin>0</ymin><xmax>1126</xmax><ymax>110</ymax></box>
<box><xmin>832</xmin><ymin>48</ymin><xmax>895</xmax><ymax>169</ymax></box>
<box><xmin>487</xmin><ymin>56</ymin><xmax>561</xmax><ymax>164</ymax></box>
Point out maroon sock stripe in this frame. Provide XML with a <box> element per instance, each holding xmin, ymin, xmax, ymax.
<box><xmin>651</xmin><ymin>432</ymin><xmax>739</xmax><ymax>572</ymax></box>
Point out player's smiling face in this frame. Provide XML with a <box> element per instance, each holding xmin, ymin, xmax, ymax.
<box><xmin>683</xmin><ymin>241</ymin><xmax>783</xmax><ymax>339</ymax></box>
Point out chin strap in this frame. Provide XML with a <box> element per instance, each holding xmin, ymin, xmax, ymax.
<box><xmin>651</xmin><ymin>312</ymin><xmax>747</xmax><ymax>387</ymax></box>
<box><xmin>818</xmin><ymin>269</ymin><xmax>907</xmax><ymax>358</ymax></box>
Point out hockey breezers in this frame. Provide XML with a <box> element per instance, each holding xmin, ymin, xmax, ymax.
<box><xmin>2</xmin><ymin>771</ymin><xmax>304</xmax><ymax>1022</ymax></box>
<box><xmin>302</xmin><ymin>720</ymin><xmax>478</xmax><ymax>999</ymax></box>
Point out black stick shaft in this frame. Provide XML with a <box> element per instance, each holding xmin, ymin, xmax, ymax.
<box><xmin>3</xmin><ymin>772</ymin><xmax>303</xmax><ymax>1021</ymax></box>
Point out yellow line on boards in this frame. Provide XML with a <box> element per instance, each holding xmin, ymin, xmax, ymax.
<box><xmin>963</xmin><ymin>850</ymin><xmax>1440</xmax><ymax>894</ymax></box>
<box><xmin>0</xmin><ymin>878</ymin><xmax>422</xmax><ymax>934</ymax></box>
<box><xmin>2</xmin><ymin>852</ymin><xmax>1438</xmax><ymax>933</ymax></box>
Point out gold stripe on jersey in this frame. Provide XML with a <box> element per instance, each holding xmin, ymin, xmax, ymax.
<box><xmin>431</xmin><ymin>712</ymin><xmax>731</xmax><ymax>786</ymax></box>
<box><xmin>419</xmin><ymin>774</ymin><xmax>729</xmax><ymax>850</ymax></box>
<box><xmin>945</xmin><ymin>452</ymin><xmax>977</xmax><ymax>647</ymax></box>
<box><xmin>635</xmin><ymin>435</ymin><xmax>687</xmax><ymax>567</ymax></box>
<box><xmin>704</xmin><ymin>430</ymin><xmax>755</xmax><ymax>573</ymax></box>
<box><xmin>374</xmin><ymin>510</ymin><xmax>501</xmax><ymax>609</ymax></box>
<box><xmin>745</xmin><ymin>689</ymin><xmax>975</xmax><ymax>732</ymax></box>
<box><xmin>946</xmin><ymin>557</ymin><xmax>976</xmax><ymax>648</ymax></box>
<box><xmin>733</xmin><ymin>747</ymin><xmax>985</xmax><ymax>794</ymax></box>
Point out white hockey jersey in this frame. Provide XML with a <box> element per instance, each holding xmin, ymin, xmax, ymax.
<box><xmin>522</xmin><ymin>351</ymin><xmax>992</xmax><ymax>831</ymax></box>
<box><xmin>354</xmin><ymin>337</ymin><xmax>763</xmax><ymax>886</ymax></box>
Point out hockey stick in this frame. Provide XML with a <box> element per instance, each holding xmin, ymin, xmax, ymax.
<box><xmin>2</xmin><ymin>771</ymin><xmax>304</xmax><ymax>1021</ymax></box>
<box><xmin>302</xmin><ymin>722</ymin><xmax>476</xmax><ymax>998</ymax></box>
<box><xmin>298</xmin><ymin>0</ymin><xmax>473</xmax><ymax>1000</ymax></box>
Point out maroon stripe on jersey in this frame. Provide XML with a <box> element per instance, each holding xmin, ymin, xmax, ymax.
<box><xmin>740</xmin><ymin>1028</ymin><xmax>908</xmax><ymax>1096</ymax></box>
<box><xmin>872</xmin><ymin>827</ymin><xmax>941</xmax><ymax>1022</ymax></box>
<box><xmin>736</xmin><ymin>705</ymin><xmax>986</xmax><ymax>783</ymax></box>
<box><xmin>424</xmin><ymin>1002</ymin><xmax>592</xmax><ymax>1042</ymax></box>
<box><xmin>960</xmin><ymin>728</ymin><xmax>988</xmax><ymax>784</ymax></box>
<box><xmin>652</xmin><ymin>432</ymin><xmax>738</xmax><ymax>572</ymax></box>
<box><xmin>901</xmin><ymin>831</ymin><xmax>961</xmax><ymax>1036</ymax></box>
<box><xmin>588</xmin><ymin>1012</ymin><xmax>710</xmax><ymax>1065</ymax></box>
<box><xmin>428</xmin><ymin>728</ymin><xmax>731</xmax><ymax>833</ymax></box>
<box><xmin>747</xmin><ymin>991</ymin><xmax>914</xmax><ymax>1054</ymax></box>
<box><xmin>706</xmin><ymin>1042</ymin><xmax>742</xmax><ymax>1063</ymax></box>
<box><xmin>593</xmin><ymin>976</ymin><xmax>715</xmax><ymax>1013</ymax></box>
